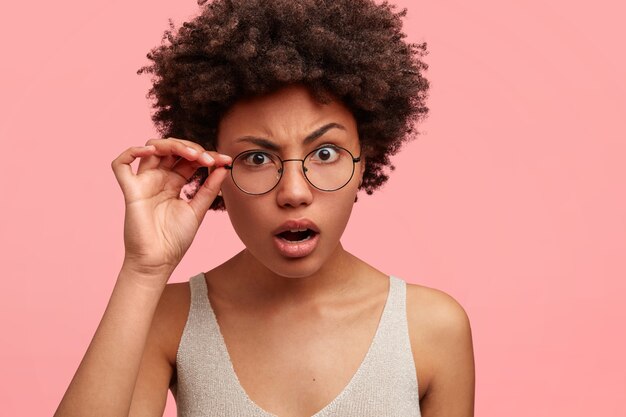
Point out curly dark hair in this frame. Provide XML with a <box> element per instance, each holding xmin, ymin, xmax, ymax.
<box><xmin>139</xmin><ymin>0</ymin><xmax>429</xmax><ymax>210</ymax></box>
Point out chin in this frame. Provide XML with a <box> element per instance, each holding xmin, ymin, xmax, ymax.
<box><xmin>239</xmin><ymin>227</ymin><xmax>347</xmax><ymax>279</ymax></box>
<box><xmin>262</xmin><ymin>255</ymin><xmax>327</xmax><ymax>279</ymax></box>
<box><xmin>241</xmin><ymin>244</ymin><xmax>330</xmax><ymax>279</ymax></box>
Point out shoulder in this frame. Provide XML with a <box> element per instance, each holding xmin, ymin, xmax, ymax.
<box><xmin>405</xmin><ymin>282</ymin><xmax>472</xmax><ymax>343</ymax></box>
<box><xmin>405</xmin><ymin>281</ymin><xmax>475</xmax><ymax>413</ymax></box>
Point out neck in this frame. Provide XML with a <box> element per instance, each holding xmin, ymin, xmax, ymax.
<box><xmin>217</xmin><ymin>242</ymin><xmax>365</xmax><ymax>308</ymax></box>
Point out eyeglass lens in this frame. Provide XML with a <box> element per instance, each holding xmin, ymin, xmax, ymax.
<box><xmin>230</xmin><ymin>146</ymin><xmax>356</xmax><ymax>194</ymax></box>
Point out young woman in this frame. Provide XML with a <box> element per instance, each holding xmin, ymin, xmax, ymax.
<box><xmin>55</xmin><ymin>0</ymin><xmax>475</xmax><ymax>416</ymax></box>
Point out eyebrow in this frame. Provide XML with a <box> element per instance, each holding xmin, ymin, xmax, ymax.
<box><xmin>234</xmin><ymin>122</ymin><xmax>346</xmax><ymax>151</ymax></box>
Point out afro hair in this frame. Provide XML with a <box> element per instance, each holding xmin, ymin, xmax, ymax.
<box><xmin>139</xmin><ymin>0</ymin><xmax>429</xmax><ymax>209</ymax></box>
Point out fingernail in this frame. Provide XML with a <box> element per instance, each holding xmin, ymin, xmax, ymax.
<box><xmin>201</xmin><ymin>153</ymin><xmax>215</xmax><ymax>164</ymax></box>
<box><xmin>186</xmin><ymin>146</ymin><xmax>198</xmax><ymax>155</ymax></box>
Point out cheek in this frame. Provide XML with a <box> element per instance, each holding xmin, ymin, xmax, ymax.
<box><xmin>221</xmin><ymin>184</ymin><xmax>261</xmax><ymax>237</ymax></box>
<box><xmin>320</xmin><ymin>185</ymin><xmax>359</xmax><ymax>236</ymax></box>
<box><xmin>221</xmin><ymin>175</ymin><xmax>359</xmax><ymax>247</ymax></box>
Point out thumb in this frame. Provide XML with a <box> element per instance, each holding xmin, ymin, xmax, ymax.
<box><xmin>187</xmin><ymin>166</ymin><xmax>229</xmax><ymax>222</ymax></box>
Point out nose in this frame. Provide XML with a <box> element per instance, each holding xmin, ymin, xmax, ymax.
<box><xmin>275</xmin><ymin>160</ymin><xmax>313</xmax><ymax>208</ymax></box>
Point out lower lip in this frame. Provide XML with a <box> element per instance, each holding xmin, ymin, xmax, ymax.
<box><xmin>273</xmin><ymin>233</ymin><xmax>320</xmax><ymax>258</ymax></box>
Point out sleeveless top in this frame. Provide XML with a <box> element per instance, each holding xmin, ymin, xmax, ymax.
<box><xmin>173</xmin><ymin>273</ymin><xmax>421</xmax><ymax>417</ymax></box>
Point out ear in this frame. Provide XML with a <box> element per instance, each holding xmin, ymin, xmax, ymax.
<box><xmin>357</xmin><ymin>155</ymin><xmax>366</xmax><ymax>188</ymax></box>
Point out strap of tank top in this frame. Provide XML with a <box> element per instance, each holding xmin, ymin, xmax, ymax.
<box><xmin>352</xmin><ymin>275</ymin><xmax>405</xmax><ymax>372</ymax></box>
<box><xmin>189</xmin><ymin>272</ymin><xmax>207</xmax><ymax>306</ymax></box>
<box><xmin>179</xmin><ymin>273</ymin><xmax>419</xmax><ymax>416</ymax></box>
<box><xmin>184</xmin><ymin>273</ymin><xmax>225</xmax><ymax>356</ymax></box>
<box><xmin>187</xmin><ymin>274</ymin><xmax>410</xmax><ymax>370</ymax></box>
<box><xmin>384</xmin><ymin>275</ymin><xmax>407</xmax><ymax>334</ymax></box>
<box><xmin>184</xmin><ymin>273</ymin><xmax>236</xmax><ymax>375</ymax></box>
<box><xmin>188</xmin><ymin>273</ymin><xmax>406</xmax><ymax>335</ymax></box>
<box><xmin>187</xmin><ymin>273</ymin><xmax>225</xmax><ymax>345</ymax></box>
<box><xmin>310</xmin><ymin>276</ymin><xmax>419</xmax><ymax>416</ymax></box>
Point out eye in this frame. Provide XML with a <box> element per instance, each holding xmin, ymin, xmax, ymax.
<box><xmin>310</xmin><ymin>146</ymin><xmax>340</xmax><ymax>163</ymax></box>
<box><xmin>242</xmin><ymin>151</ymin><xmax>273</xmax><ymax>166</ymax></box>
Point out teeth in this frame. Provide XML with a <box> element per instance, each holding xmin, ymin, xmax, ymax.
<box><xmin>289</xmin><ymin>228</ymin><xmax>308</xmax><ymax>232</ymax></box>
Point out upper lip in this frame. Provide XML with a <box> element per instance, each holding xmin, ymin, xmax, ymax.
<box><xmin>272</xmin><ymin>218</ymin><xmax>320</xmax><ymax>235</ymax></box>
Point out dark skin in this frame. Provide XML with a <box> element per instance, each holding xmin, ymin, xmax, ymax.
<box><xmin>139</xmin><ymin>0</ymin><xmax>430</xmax><ymax>211</ymax></box>
<box><xmin>130</xmin><ymin>257</ymin><xmax>474</xmax><ymax>417</ymax></box>
<box><xmin>132</xmin><ymin>87</ymin><xmax>474</xmax><ymax>416</ymax></box>
<box><xmin>55</xmin><ymin>86</ymin><xmax>474</xmax><ymax>417</ymax></box>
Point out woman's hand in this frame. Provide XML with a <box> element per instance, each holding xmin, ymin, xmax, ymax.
<box><xmin>111</xmin><ymin>138</ymin><xmax>231</xmax><ymax>284</ymax></box>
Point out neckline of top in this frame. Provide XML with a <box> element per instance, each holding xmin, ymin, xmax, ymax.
<box><xmin>192</xmin><ymin>273</ymin><xmax>399</xmax><ymax>417</ymax></box>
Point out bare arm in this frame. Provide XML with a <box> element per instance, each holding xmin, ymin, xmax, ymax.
<box><xmin>54</xmin><ymin>139</ymin><xmax>232</xmax><ymax>417</ymax></box>
<box><xmin>408</xmin><ymin>286</ymin><xmax>475</xmax><ymax>417</ymax></box>
<box><xmin>54</xmin><ymin>268</ymin><xmax>171</xmax><ymax>417</ymax></box>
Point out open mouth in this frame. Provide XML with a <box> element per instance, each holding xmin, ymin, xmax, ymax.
<box><xmin>277</xmin><ymin>228</ymin><xmax>317</xmax><ymax>243</ymax></box>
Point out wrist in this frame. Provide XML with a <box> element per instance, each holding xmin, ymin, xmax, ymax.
<box><xmin>121</xmin><ymin>254</ymin><xmax>178</xmax><ymax>275</ymax></box>
<box><xmin>118</xmin><ymin>261</ymin><xmax>175</xmax><ymax>292</ymax></box>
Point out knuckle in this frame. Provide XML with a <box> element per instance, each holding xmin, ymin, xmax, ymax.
<box><xmin>112</xmin><ymin>153</ymin><xmax>126</xmax><ymax>166</ymax></box>
<box><xmin>179</xmin><ymin>139</ymin><xmax>205</xmax><ymax>150</ymax></box>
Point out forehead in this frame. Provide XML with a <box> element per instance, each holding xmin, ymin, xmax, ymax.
<box><xmin>217</xmin><ymin>85</ymin><xmax>357</xmax><ymax>147</ymax></box>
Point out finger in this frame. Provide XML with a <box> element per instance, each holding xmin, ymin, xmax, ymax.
<box><xmin>146</xmin><ymin>137</ymin><xmax>208</xmax><ymax>157</ymax></box>
<box><xmin>147</xmin><ymin>138</ymin><xmax>233</xmax><ymax>167</ymax></box>
<box><xmin>137</xmin><ymin>152</ymin><xmax>162</xmax><ymax>174</ymax></box>
<box><xmin>111</xmin><ymin>145</ymin><xmax>156</xmax><ymax>189</ymax></box>
<box><xmin>187</xmin><ymin>166</ymin><xmax>229</xmax><ymax>222</ymax></box>
<box><xmin>151</xmin><ymin>137</ymin><xmax>211</xmax><ymax>153</ymax></box>
<box><xmin>136</xmin><ymin>139</ymin><xmax>200</xmax><ymax>175</ymax></box>
<box><xmin>157</xmin><ymin>154</ymin><xmax>182</xmax><ymax>171</ymax></box>
<box><xmin>146</xmin><ymin>139</ymin><xmax>207</xmax><ymax>172</ymax></box>
<box><xmin>172</xmin><ymin>159</ymin><xmax>206</xmax><ymax>182</ymax></box>
<box><xmin>137</xmin><ymin>138</ymin><xmax>186</xmax><ymax>174</ymax></box>
<box><xmin>172</xmin><ymin>151</ymin><xmax>232</xmax><ymax>179</ymax></box>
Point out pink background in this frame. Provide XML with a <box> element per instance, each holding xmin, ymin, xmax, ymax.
<box><xmin>1</xmin><ymin>0</ymin><xmax>625</xmax><ymax>415</ymax></box>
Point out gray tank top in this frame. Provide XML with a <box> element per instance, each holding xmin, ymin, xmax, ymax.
<box><xmin>173</xmin><ymin>273</ymin><xmax>421</xmax><ymax>416</ymax></box>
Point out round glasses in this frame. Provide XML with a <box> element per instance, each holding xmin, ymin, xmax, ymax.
<box><xmin>224</xmin><ymin>145</ymin><xmax>361</xmax><ymax>195</ymax></box>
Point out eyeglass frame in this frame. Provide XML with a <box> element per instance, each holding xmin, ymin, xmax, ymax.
<box><xmin>223</xmin><ymin>145</ymin><xmax>362</xmax><ymax>195</ymax></box>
